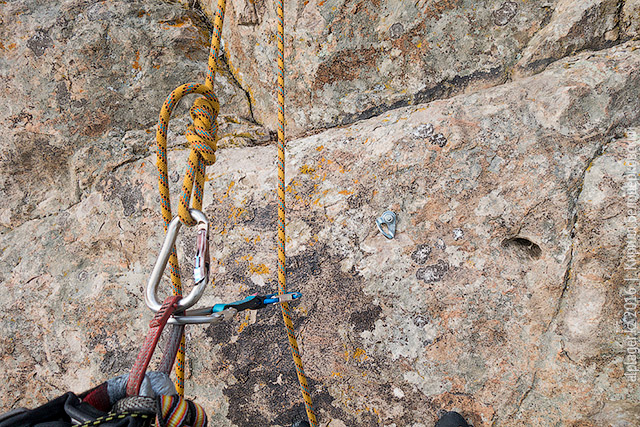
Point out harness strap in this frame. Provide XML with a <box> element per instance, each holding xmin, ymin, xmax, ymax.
<box><xmin>126</xmin><ymin>296</ymin><xmax>181</xmax><ymax>396</ymax></box>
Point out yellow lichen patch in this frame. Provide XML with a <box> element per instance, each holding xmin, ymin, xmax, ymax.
<box><xmin>242</xmin><ymin>235</ymin><xmax>261</xmax><ymax>244</ymax></box>
<box><xmin>228</xmin><ymin>206</ymin><xmax>248</xmax><ymax>222</ymax></box>
<box><xmin>299</xmin><ymin>164</ymin><xmax>316</xmax><ymax>174</ymax></box>
<box><xmin>249</xmin><ymin>263</ymin><xmax>269</xmax><ymax>275</ymax></box>
<box><xmin>219</xmin><ymin>181</ymin><xmax>235</xmax><ymax>201</ymax></box>
<box><xmin>353</xmin><ymin>348</ymin><xmax>368</xmax><ymax>361</ymax></box>
<box><xmin>338</xmin><ymin>190</ymin><xmax>353</xmax><ymax>196</ymax></box>
<box><xmin>237</xmin><ymin>254</ymin><xmax>253</xmax><ymax>264</ymax></box>
<box><xmin>238</xmin><ymin>320</ymin><xmax>249</xmax><ymax>333</ymax></box>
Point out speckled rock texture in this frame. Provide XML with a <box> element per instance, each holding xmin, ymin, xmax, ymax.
<box><xmin>0</xmin><ymin>0</ymin><xmax>266</xmax><ymax>230</ymax></box>
<box><xmin>513</xmin><ymin>0</ymin><xmax>623</xmax><ymax>77</ymax></box>
<box><xmin>622</xmin><ymin>0</ymin><xmax>640</xmax><ymax>38</ymax></box>
<box><xmin>200</xmin><ymin>0</ymin><xmax>637</xmax><ymax>138</ymax></box>
<box><xmin>1</xmin><ymin>0</ymin><xmax>640</xmax><ymax>426</ymax></box>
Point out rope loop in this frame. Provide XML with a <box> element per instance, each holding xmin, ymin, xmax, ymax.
<box><xmin>154</xmin><ymin>0</ymin><xmax>228</xmax><ymax>397</ymax></box>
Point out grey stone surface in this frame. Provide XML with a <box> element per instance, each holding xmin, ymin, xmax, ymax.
<box><xmin>0</xmin><ymin>0</ymin><xmax>263</xmax><ymax>230</ymax></box>
<box><xmin>1</xmin><ymin>0</ymin><xmax>639</xmax><ymax>426</ymax></box>
<box><xmin>622</xmin><ymin>0</ymin><xmax>640</xmax><ymax>38</ymax></box>
<box><xmin>513</xmin><ymin>0</ymin><xmax>623</xmax><ymax>77</ymax></box>
<box><xmin>200</xmin><ymin>0</ymin><xmax>556</xmax><ymax>137</ymax></box>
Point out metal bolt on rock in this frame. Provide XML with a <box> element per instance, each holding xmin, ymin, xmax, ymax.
<box><xmin>376</xmin><ymin>210</ymin><xmax>397</xmax><ymax>239</ymax></box>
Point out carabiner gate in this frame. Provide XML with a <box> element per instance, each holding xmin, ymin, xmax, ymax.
<box><xmin>193</xmin><ymin>221</ymin><xmax>210</xmax><ymax>285</ymax></box>
<box><xmin>145</xmin><ymin>209</ymin><xmax>210</xmax><ymax>313</ymax></box>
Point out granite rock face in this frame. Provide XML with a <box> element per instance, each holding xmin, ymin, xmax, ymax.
<box><xmin>512</xmin><ymin>0</ymin><xmax>622</xmax><ymax>77</ymax></box>
<box><xmin>0</xmin><ymin>0</ymin><xmax>265</xmax><ymax>230</ymax></box>
<box><xmin>200</xmin><ymin>0</ymin><xmax>637</xmax><ymax>138</ymax></box>
<box><xmin>201</xmin><ymin>0</ymin><xmax>555</xmax><ymax>137</ymax></box>
<box><xmin>1</xmin><ymin>0</ymin><xmax>640</xmax><ymax>426</ymax></box>
<box><xmin>622</xmin><ymin>0</ymin><xmax>640</xmax><ymax>38</ymax></box>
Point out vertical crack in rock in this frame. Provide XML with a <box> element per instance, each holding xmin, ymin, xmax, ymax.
<box><xmin>511</xmin><ymin>372</ymin><xmax>538</xmax><ymax>418</ymax></box>
<box><xmin>546</xmin><ymin>138</ymin><xmax>612</xmax><ymax>333</ymax></box>
<box><xmin>509</xmin><ymin>136</ymin><xmax>612</xmax><ymax>420</ymax></box>
<box><xmin>186</xmin><ymin>0</ymin><xmax>260</xmax><ymax>125</ymax></box>
<box><xmin>220</xmin><ymin>51</ymin><xmax>260</xmax><ymax>125</ymax></box>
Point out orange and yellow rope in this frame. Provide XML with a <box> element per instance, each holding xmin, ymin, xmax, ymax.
<box><xmin>154</xmin><ymin>1</ymin><xmax>316</xmax><ymax>422</ymax></box>
<box><xmin>275</xmin><ymin>1</ymin><xmax>318</xmax><ymax>425</ymax></box>
<box><xmin>155</xmin><ymin>0</ymin><xmax>226</xmax><ymax>396</ymax></box>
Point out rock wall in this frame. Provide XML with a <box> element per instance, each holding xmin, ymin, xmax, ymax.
<box><xmin>1</xmin><ymin>0</ymin><xmax>639</xmax><ymax>426</ymax></box>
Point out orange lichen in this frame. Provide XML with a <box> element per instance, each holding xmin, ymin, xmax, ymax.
<box><xmin>248</xmin><ymin>263</ymin><xmax>269</xmax><ymax>275</ymax></box>
<box><xmin>160</xmin><ymin>16</ymin><xmax>189</xmax><ymax>28</ymax></box>
<box><xmin>132</xmin><ymin>51</ymin><xmax>141</xmax><ymax>70</ymax></box>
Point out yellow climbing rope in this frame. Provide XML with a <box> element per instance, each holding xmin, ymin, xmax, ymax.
<box><xmin>153</xmin><ymin>1</ymin><xmax>316</xmax><ymax>422</ymax></box>
<box><xmin>155</xmin><ymin>0</ymin><xmax>225</xmax><ymax>396</ymax></box>
<box><xmin>275</xmin><ymin>0</ymin><xmax>318</xmax><ymax>425</ymax></box>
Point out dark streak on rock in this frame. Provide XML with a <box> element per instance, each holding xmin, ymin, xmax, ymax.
<box><xmin>350</xmin><ymin>305</ymin><xmax>383</xmax><ymax>333</ymax></box>
<box><xmin>334</xmin><ymin>66</ymin><xmax>504</xmax><ymax>130</ymax></box>
<box><xmin>414</xmin><ymin>66</ymin><xmax>505</xmax><ymax>106</ymax></box>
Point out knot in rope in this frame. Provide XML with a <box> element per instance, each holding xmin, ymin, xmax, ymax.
<box><xmin>177</xmin><ymin>95</ymin><xmax>220</xmax><ymax>226</ymax></box>
<box><xmin>185</xmin><ymin>97</ymin><xmax>219</xmax><ymax>167</ymax></box>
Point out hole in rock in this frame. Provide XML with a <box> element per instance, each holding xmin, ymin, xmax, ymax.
<box><xmin>501</xmin><ymin>237</ymin><xmax>542</xmax><ymax>260</ymax></box>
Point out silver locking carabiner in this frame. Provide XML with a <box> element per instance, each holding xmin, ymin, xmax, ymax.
<box><xmin>145</xmin><ymin>209</ymin><xmax>210</xmax><ymax>313</ymax></box>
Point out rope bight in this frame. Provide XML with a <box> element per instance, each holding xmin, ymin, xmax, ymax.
<box><xmin>153</xmin><ymin>0</ymin><xmax>317</xmax><ymax>423</ymax></box>
<box><xmin>154</xmin><ymin>0</ymin><xmax>226</xmax><ymax>396</ymax></box>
